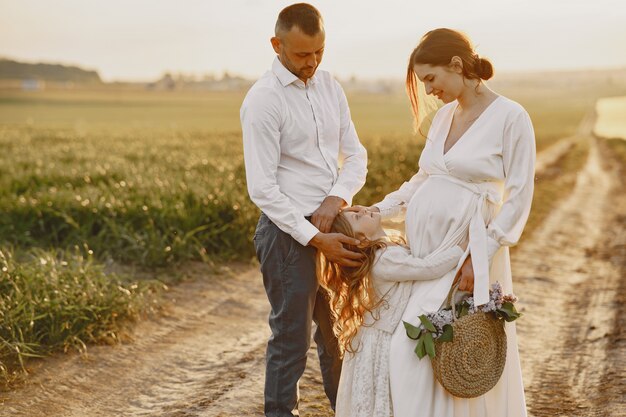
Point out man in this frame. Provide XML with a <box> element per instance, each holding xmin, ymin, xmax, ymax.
<box><xmin>241</xmin><ymin>3</ymin><xmax>368</xmax><ymax>416</ymax></box>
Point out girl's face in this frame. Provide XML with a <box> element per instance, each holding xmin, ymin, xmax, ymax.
<box><xmin>342</xmin><ymin>210</ymin><xmax>382</xmax><ymax>241</ymax></box>
<box><xmin>413</xmin><ymin>62</ymin><xmax>464</xmax><ymax>103</ymax></box>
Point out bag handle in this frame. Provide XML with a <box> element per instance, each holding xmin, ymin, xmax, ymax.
<box><xmin>445</xmin><ymin>279</ymin><xmax>462</xmax><ymax>322</ymax></box>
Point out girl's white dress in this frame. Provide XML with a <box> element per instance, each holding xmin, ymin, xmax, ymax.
<box><xmin>335</xmin><ymin>244</ymin><xmax>464</xmax><ymax>417</ymax></box>
<box><xmin>374</xmin><ymin>96</ymin><xmax>535</xmax><ymax>417</ymax></box>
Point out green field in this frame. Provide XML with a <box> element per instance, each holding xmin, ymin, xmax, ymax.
<box><xmin>0</xmin><ymin>90</ymin><xmax>422</xmax><ymax>267</ymax></box>
<box><xmin>0</xmin><ymin>79</ymin><xmax>619</xmax><ymax>385</ymax></box>
<box><xmin>0</xmin><ymin>86</ymin><xmax>598</xmax><ymax>267</ymax></box>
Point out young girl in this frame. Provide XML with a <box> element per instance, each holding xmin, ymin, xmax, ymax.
<box><xmin>318</xmin><ymin>210</ymin><xmax>466</xmax><ymax>417</ymax></box>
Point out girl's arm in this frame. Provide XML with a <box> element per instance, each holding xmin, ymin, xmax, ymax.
<box><xmin>372</xmin><ymin>245</ymin><xmax>464</xmax><ymax>282</ymax></box>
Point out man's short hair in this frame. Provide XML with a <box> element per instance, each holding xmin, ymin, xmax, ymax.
<box><xmin>275</xmin><ymin>3</ymin><xmax>324</xmax><ymax>37</ymax></box>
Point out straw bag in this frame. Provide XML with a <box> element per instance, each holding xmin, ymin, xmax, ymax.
<box><xmin>431</xmin><ymin>283</ymin><xmax>507</xmax><ymax>398</ymax></box>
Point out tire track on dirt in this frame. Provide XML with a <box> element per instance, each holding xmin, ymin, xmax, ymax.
<box><xmin>512</xmin><ymin>137</ymin><xmax>624</xmax><ymax>417</ymax></box>
<box><xmin>1</xmin><ymin>266</ymin><xmax>271</xmax><ymax>417</ymax></box>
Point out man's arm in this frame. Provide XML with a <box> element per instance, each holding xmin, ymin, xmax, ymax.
<box><xmin>241</xmin><ymin>86</ymin><xmax>319</xmax><ymax>246</ymax></box>
<box><xmin>311</xmin><ymin>81</ymin><xmax>367</xmax><ymax>234</ymax></box>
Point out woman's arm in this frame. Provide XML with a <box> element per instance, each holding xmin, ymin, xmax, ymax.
<box><xmin>486</xmin><ymin>109</ymin><xmax>536</xmax><ymax>259</ymax></box>
<box><xmin>456</xmin><ymin>108</ymin><xmax>536</xmax><ymax>293</ymax></box>
<box><xmin>371</xmin><ymin>168</ymin><xmax>429</xmax><ymax>221</ymax></box>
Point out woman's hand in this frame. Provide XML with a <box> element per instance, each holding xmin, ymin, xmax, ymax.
<box><xmin>454</xmin><ymin>255</ymin><xmax>474</xmax><ymax>293</ymax></box>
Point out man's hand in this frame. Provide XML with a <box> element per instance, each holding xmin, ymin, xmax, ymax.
<box><xmin>454</xmin><ymin>255</ymin><xmax>475</xmax><ymax>293</ymax></box>
<box><xmin>311</xmin><ymin>196</ymin><xmax>346</xmax><ymax>233</ymax></box>
<box><xmin>310</xmin><ymin>232</ymin><xmax>364</xmax><ymax>267</ymax></box>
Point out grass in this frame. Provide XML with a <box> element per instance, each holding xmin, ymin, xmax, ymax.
<box><xmin>0</xmin><ymin>83</ymin><xmax>614</xmax><ymax>387</ymax></box>
<box><xmin>518</xmin><ymin>97</ymin><xmax>589</xmax><ymax>151</ymax></box>
<box><xmin>0</xmin><ymin>87</ymin><xmax>593</xmax><ymax>267</ymax></box>
<box><xmin>0</xmin><ymin>127</ymin><xmax>257</xmax><ymax>267</ymax></box>
<box><xmin>521</xmin><ymin>136</ymin><xmax>590</xmax><ymax>241</ymax></box>
<box><xmin>0</xmin><ymin>246</ymin><xmax>163</xmax><ymax>389</ymax></box>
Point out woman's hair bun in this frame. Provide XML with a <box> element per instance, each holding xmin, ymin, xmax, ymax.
<box><xmin>476</xmin><ymin>57</ymin><xmax>494</xmax><ymax>80</ymax></box>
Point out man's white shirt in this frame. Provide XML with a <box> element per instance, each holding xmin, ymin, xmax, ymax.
<box><xmin>241</xmin><ymin>57</ymin><xmax>367</xmax><ymax>246</ymax></box>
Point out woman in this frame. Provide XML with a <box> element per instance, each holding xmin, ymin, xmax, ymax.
<box><xmin>349</xmin><ymin>28</ymin><xmax>534</xmax><ymax>416</ymax></box>
<box><xmin>318</xmin><ymin>211</ymin><xmax>465</xmax><ymax>417</ymax></box>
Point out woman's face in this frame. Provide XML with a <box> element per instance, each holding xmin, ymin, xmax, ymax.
<box><xmin>342</xmin><ymin>210</ymin><xmax>382</xmax><ymax>241</ymax></box>
<box><xmin>413</xmin><ymin>62</ymin><xmax>464</xmax><ymax>103</ymax></box>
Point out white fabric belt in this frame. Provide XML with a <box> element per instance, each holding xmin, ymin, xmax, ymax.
<box><xmin>429</xmin><ymin>174</ymin><xmax>502</xmax><ymax>306</ymax></box>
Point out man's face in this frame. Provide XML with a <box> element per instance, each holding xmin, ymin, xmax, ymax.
<box><xmin>271</xmin><ymin>26</ymin><xmax>325</xmax><ymax>82</ymax></box>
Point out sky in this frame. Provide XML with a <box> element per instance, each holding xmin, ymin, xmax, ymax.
<box><xmin>1</xmin><ymin>0</ymin><xmax>625</xmax><ymax>82</ymax></box>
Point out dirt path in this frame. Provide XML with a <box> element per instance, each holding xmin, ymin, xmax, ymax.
<box><xmin>1</xmin><ymin>135</ymin><xmax>624</xmax><ymax>417</ymax></box>
<box><xmin>0</xmin><ymin>264</ymin><xmax>273</xmax><ymax>417</ymax></box>
<box><xmin>512</xmin><ymin>137</ymin><xmax>625</xmax><ymax>416</ymax></box>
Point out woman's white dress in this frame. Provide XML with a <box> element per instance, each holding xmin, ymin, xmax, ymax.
<box><xmin>374</xmin><ymin>96</ymin><xmax>536</xmax><ymax>417</ymax></box>
<box><xmin>335</xmin><ymin>244</ymin><xmax>464</xmax><ymax>417</ymax></box>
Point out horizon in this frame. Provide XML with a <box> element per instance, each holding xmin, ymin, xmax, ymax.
<box><xmin>2</xmin><ymin>0</ymin><xmax>626</xmax><ymax>82</ymax></box>
<box><xmin>3</xmin><ymin>55</ymin><xmax>626</xmax><ymax>84</ymax></box>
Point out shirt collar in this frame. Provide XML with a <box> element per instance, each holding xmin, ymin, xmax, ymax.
<box><xmin>272</xmin><ymin>56</ymin><xmax>318</xmax><ymax>88</ymax></box>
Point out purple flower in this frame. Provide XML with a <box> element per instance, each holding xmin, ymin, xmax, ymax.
<box><xmin>480</xmin><ymin>300</ymin><xmax>497</xmax><ymax>313</ymax></box>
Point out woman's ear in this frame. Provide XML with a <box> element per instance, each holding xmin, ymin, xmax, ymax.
<box><xmin>449</xmin><ymin>56</ymin><xmax>463</xmax><ymax>74</ymax></box>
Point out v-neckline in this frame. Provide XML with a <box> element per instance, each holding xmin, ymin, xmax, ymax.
<box><xmin>442</xmin><ymin>95</ymin><xmax>501</xmax><ymax>156</ymax></box>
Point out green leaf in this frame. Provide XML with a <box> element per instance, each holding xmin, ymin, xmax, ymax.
<box><xmin>439</xmin><ymin>324</ymin><xmax>454</xmax><ymax>342</ymax></box>
<box><xmin>499</xmin><ymin>302</ymin><xmax>521</xmax><ymax>322</ymax></box>
<box><xmin>415</xmin><ymin>335</ymin><xmax>426</xmax><ymax>359</ymax></box>
<box><xmin>424</xmin><ymin>332</ymin><xmax>436</xmax><ymax>358</ymax></box>
<box><xmin>403</xmin><ymin>320</ymin><xmax>422</xmax><ymax>340</ymax></box>
<box><xmin>458</xmin><ymin>302</ymin><xmax>469</xmax><ymax>318</ymax></box>
<box><xmin>418</xmin><ymin>314</ymin><xmax>437</xmax><ymax>332</ymax></box>
<box><xmin>504</xmin><ymin>313</ymin><xmax>521</xmax><ymax>322</ymax></box>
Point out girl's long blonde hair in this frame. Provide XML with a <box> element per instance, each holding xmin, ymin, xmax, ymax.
<box><xmin>317</xmin><ymin>212</ymin><xmax>403</xmax><ymax>355</ymax></box>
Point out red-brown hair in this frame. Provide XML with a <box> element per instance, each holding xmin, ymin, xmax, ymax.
<box><xmin>406</xmin><ymin>28</ymin><xmax>494</xmax><ymax>126</ymax></box>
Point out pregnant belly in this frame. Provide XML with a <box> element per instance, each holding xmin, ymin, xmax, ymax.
<box><xmin>404</xmin><ymin>177</ymin><xmax>476</xmax><ymax>256</ymax></box>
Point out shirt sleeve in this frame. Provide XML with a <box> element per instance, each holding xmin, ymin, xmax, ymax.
<box><xmin>371</xmin><ymin>245</ymin><xmax>464</xmax><ymax>282</ymax></box>
<box><xmin>328</xmin><ymin>80</ymin><xmax>368</xmax><ymax>205</ymax></box>
<box><xmin>372</xmin><ymin>168</ymin><xmax>428</xmax><ymax>221</ymax></box>
<box><xmin>486</xmin><ymin>109</ymin><xmax>537</xmax><ymax>260</ymax></box>
<box><xmin>241</xmin><ymin>87</ymin><xmax>320</xmax><ymax>246</ymax></box>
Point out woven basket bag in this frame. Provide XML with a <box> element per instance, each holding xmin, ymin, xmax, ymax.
<box><xmin>431</xmin><ymin>283</ymin><xmax>507</xmax><ymax>398</ymax></box>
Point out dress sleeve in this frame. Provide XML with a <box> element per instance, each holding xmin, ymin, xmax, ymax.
<box><xmin>371</xmin><ymin>245</ymin><xmax>464</xmax><ymax>283</ymax></box>
<box><xmin>486</xmin><ymin>109</ymin><xmax>536</xmax><ymax>260</ymax></box>
<box><xmin>372</xmin><ymin>169</ymin><xmax>428</xmax><ymax>221</ymax></box>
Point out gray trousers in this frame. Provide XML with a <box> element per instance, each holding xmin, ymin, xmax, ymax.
<box><xmin>253</xmin><ymin>213</ymin><xmax>342</xmax><ymax>417</ymax></box>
